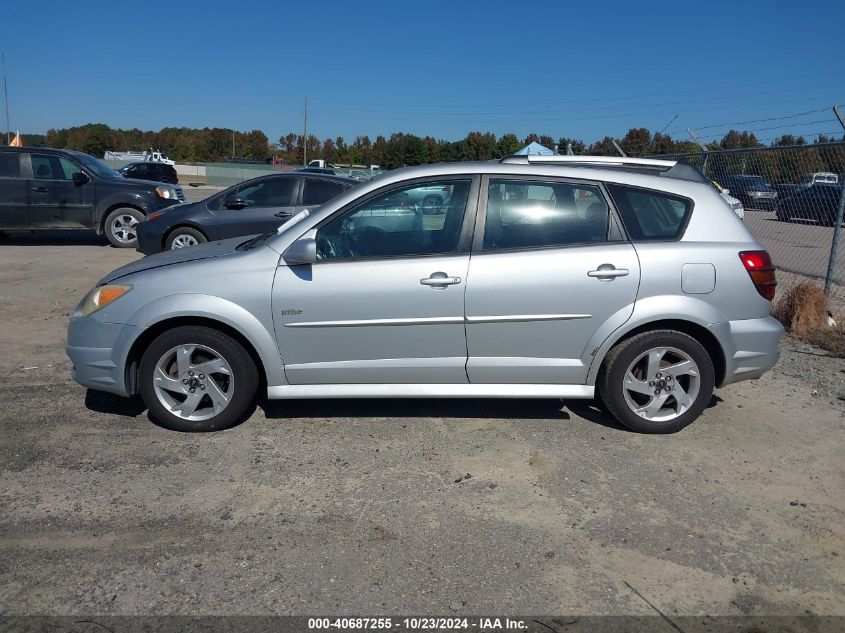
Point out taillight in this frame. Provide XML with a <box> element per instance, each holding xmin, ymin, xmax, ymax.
<box><xmin>739</xmin><ymin>250</ymin><xmax>777</xmax><ymax>301</ymax></box>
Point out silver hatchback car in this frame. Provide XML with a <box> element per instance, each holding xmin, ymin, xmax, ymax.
<box><xmin>67</xmin><ymin>156</ymin><xmax>783</xmax><ymax>434</ymax></box>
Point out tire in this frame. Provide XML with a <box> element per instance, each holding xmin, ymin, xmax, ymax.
<box><xmin>138</xmin><ymin>325</ymin><xmax>259</xmax><ymax>432</ymax></box>
<box><xmin>104</xmin><ymin>207</ymin><xmax>144</xmax><ymax>248</ymax></box>
<box><xmin>165</xmin><ymin>226</ymin><xmax>208</xmax><ymax>250</ymax></box>
<box><xmin>598</xmin><ymin>329</ymin><xmax>715</xmax><ymax>434</ymax></box>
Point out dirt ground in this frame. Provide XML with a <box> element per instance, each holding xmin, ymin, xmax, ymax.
<box><xmin>0</xmin><ymin>230</ymin><xmax>843</xmax><ymax>619</ymax></box>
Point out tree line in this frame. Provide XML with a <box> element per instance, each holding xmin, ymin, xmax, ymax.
<box><xmin>7</xmin><ymin>123</ymin><xmax>844</xmax><ymax>173</ymax></box>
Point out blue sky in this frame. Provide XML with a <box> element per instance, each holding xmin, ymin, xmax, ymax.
<box><xmin>4</xmin><ymin>0</ymin><xmax>844</xmax><ymax>144</ymax></box>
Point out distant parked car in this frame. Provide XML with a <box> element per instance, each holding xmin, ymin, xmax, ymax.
<box><xmin>775</xmin><ymin>184</ymin><xmax>843</xmax><ymax>226</ymax></box>
<box><xmin>712</xmin><ymin>180</ymin><xmax>744</xmax><ymax>219</ymax></box>
<box><xmin>0</xmin><ymin>146</ymin><xmax>183</xmax><ymax>247</ymax></box>
<box><xmin>800</xmin><ymin>172</ymin><xmax>838</xmax><ymax>186</ymax></box>
<box><xmin>137</xmin><ymin>172</ymin><xmax>357</xmax><ymax>254</ymax></box>
<box><xmin>718</xmin><ymin>175</ymin><xmax>778</xmax><ymax>210</ymax></box>
<box><xmin>772</xmin><ymin>183</ymin><xmax>802</xmax><ymax>200</ymax></box>
<box><xmin>119</xmin><ymin>162</ymin><xmax>179</xmax><ymax>184</ymax></box>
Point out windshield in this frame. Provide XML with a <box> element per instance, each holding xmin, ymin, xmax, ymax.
<box><xmin>73</xmin><ymin>152</ymin><xmax>122</xmax><ymax>179</ymax></box>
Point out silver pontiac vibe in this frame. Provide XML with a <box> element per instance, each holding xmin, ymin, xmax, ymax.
<box><xmin>67</xmin><ymin>156</ymin><xmax>783</xmax><ymax>433</ymax></box>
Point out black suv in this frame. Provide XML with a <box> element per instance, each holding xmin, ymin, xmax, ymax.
<box><xmin>118</xmin><ymin>161</ymin><xmax>179</xmax><ymax>184</ymax></box>
<box><xmin>0</xmin><ymin>147</ymin><xmax>184</xmax><ymax>247</ymax></box>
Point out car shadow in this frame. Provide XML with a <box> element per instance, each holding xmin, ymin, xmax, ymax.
<box><xmin>259</xmin><ymin>396</ymin><xmax>629</xmax><ymax>430</ymax></box>
<box><xmin>84</xmin><ymin>389</ymin><xmax>147</xmax><ymax>416</ymax></box>
<box><xmin>0</xmin><ymin>230</ymin><xmax>112</xmax><ymax>247</ymax></box>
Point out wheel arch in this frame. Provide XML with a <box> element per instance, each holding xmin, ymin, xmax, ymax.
<box><xmin>124</xmin><ymin>316</ymin><xmax>268</xmax><ymax>397</ymax></box>
<box><xmin>591</xmin><ymin>318</ymin><xmax>727</xmax><ymax>389</ymax></box>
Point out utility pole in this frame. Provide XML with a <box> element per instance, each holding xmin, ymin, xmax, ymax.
<box><xmin>2</xmin><ymin>53</ymin><xmax>10</xmax><ymax>145</ymax></box>
<box><xmin>303</xmin><ymin>96</ymin><xmax>308</xmax><ymax>166</ymax></box>
<box><xmin>823</xmin><ymin>105</ymin><xmax>845</xmax><ymax>294</ymax></box>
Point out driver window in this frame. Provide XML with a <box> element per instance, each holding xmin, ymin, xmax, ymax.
<box><xmin>316</xmin><ymin>180</ymin><xmax>471</xmax><ymax>260</ymax></box>
<box><xmin>235</xmin><ymin>177</ymin><xmax>296</xmax><ymax>207</ymax></box>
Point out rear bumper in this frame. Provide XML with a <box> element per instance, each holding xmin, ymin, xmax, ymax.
<box><xmin>709</xmin><ymin>316</ymin><xmax>784</xmax><ymax>387</ymax></box>
<box><xmin>66</xmin><ymin>318</ymin><xmax>141</xmax><ymax>397</ymax></box>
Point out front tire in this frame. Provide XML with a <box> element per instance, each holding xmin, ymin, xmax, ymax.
<box><xmin>598</xmin><ymin>330</ymin><xmax>715</xmax><ymax>434</ymax></box>
<box><xmin>139</xmin><ymin>326</ymin><xmax>259</xmax><ymax>432</ymax></box>
<box><xmin>165</xmin><ymin>227</ymin><xmax>207</xmax><ymax>250</ymax></box>
<box><xmin>105</xmin><ymin>207</ymin><xmax>144</xmax><ymax>248</ymax></box>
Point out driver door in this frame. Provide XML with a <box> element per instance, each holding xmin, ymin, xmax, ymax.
<box><xmin>272</xmin><ymin>177</ymin><xmax>479</xmax><ymax>385</ymax></box>
<box><xmin>217</xmin><ymin>175</ymin><xmax>300</xmax><ymax>238</ymax></box>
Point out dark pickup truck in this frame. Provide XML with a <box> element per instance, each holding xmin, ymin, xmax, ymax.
<box><xmin>0</xmin><ymin>147</ymin><xmax>184</xmax><ymax>247</ymax></box>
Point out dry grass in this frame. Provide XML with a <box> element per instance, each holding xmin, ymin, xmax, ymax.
<box><xmin>772</xmin><ymin>283</ymin><xmax>830</xmax><ymax>336</ymax></box>
<box><xmin>773</xmin><ymin>282</ymin><xmax>845</xmax><ymax>357</ymax></box>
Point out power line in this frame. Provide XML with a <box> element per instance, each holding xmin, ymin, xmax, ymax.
<box><xmin>312</xmin><ymin>70</ymin><xmax>845</xmax><ymax>111</ymax></box>
<box><xmin>665</xmin><ymin>108</ymin><xmax>831</xmax><ymax>135</ymax></box>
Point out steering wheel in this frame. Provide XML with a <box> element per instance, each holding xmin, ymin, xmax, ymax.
<box><xmin>349</xmin><ymin>226</ymin><xmax>386</xmax><ymax>257</ymax></box>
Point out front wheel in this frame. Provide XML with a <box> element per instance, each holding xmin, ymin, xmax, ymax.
<box><xmin>598</xmin><ymin>330</ymin><xmax>715</xmax><ymax>434</ymax></box>
<box><xmin>105</xmin><ymin>207</ymin><xmax>144</xmax><ymax>248</ymax></box>
<box><xmin>139</xmin><ymin>326</ymin><xmax>259</xmax><ymax>431</ymax></box>
<box><xmin>165</xmin><ymin>227</ymin><xmax>207</xmax><ymax>250</ymax></box>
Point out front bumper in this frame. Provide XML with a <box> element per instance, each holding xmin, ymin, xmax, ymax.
<box><xmin>66</xmin><ymin>317</ymin><xmax>142</xmax><ymax>397</ymax></box>
<box><xmin>136</xmin><ymin>221</ymin><xmax>166</xmax><ymax>255</ymax></box>
<box><xmin>709</xmin><ymin>316</ymin><xmax>784</xmax><ymax>387</ymax></box>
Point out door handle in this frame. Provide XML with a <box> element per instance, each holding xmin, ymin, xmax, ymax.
<box><xmin>274</xmin><ymin>211</ymin><xmax>292</xmax><ymax>218</ymax></box>
<box><xmin>31</xmin><ymin>186</ymin><xmax>48</xmax><ymax>193</ymax></box>
<box><xmin>588</xmin><ymin>265</ymin><xmax>629</xmax><ymax>280</ymax></box>
<box><xmin>420</xmin><ymin>273</ymin><xmax>461</xmax><ymax>287</ymax></box>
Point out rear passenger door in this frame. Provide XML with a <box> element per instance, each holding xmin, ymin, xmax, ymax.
<box><xmin>299</xmin><ymin>177</ymin><xmax>351</xmax><ymax>211</ymax></box>
<box><xmin>0</xmin><ymin>153</ymin><xmax>29</xmax><ymax>228</ymax></box>
<box><xmin>464</xmin><ymin>176</ymin><xmax>640</xmax><ymax>385</ymax></box>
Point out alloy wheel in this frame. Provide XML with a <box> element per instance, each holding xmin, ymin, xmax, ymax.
<box><xmin>152</xmin><ymin>344</ymin><xmax>234</xmax><ymax>421</ymax></box>
<box><xmin>110</xmin><ymin>214</ymin><xmax>139</xmax><ymax>244</ymax></box>
<box><xmin>621</xmin><ymin>346</ymin><xmax>701</xmax><ymax>422</ymax></box>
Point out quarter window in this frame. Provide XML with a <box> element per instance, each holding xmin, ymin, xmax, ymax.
<box><xmin>315</xmin><ymin>180</ymin><xmax>471</xmax><ymax>260</ymax></box>
<box><xmin>606</xmin><ymin>184</ymin><xmax>692</xmax><ymax>240</ymax></box>
<box><xmin>482</xmin><ymin>179</ymin><xmax>609</xmax><ymax>250</ymax></box>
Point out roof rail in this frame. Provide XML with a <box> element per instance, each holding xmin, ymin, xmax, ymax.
<box><xmin>501</xmin><ymin>155</ymin><xmax>677</xmax><ymax>168</ymax></box>
<box><xmin>499</xmin><ymin>154</ymin><xmax>708</xmax><ymax>184</ymax></box>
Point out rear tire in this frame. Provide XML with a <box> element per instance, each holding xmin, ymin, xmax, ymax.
<box><xmin>598</xmin><ymin>330</ymin><xmax>715</xmax><ymax>434</ymax></box>
<box><xmin>105</xmin><ymin>207</ymin><xmax>144</xmax><ymax>248</ymax></box>
<box><xmin>139</xmin><ymin>325</ymin><xmax>259</xmax><ymax>432</ymax></box>
<box><xmin>165</xmin><ymin>227</ymin><xmax>207</xmax><ymax>250</ymax></box>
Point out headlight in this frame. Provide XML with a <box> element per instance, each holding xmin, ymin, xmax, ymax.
<box><xmin>155</xmin><ymin>186</ymin><xmax>179</xmax><ymax>200</ymax></box>
<box><xmin>748</xmin><ymin>191</ymin><xmax>762</xmax><ymax>197</ymax></box>
<box><xmin>77</xmin><ymin>284</ymin><xmax>132</xmax><ymax>317</ymax></box>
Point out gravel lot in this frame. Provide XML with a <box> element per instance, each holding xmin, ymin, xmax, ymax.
<box><xmin>0</xmin><ymin>225</ymin><xmax>844</xmax><ymax>618</ymax></box>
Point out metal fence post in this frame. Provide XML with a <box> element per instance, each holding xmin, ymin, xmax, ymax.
<box><xmin>824</xmin><ymin>183</ymin><xmax>845</xmax><ymax>294</ymax></box>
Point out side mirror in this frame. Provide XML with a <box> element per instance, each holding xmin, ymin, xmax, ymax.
<box><xmin>72</xmin><ymin>171</ymin><xmax>90</xmax><ymax>186</ymax></box>
<box><xmin>224</xmin><ymin>196</ymin><xmax>247</xmax><ymax>210</ymax></box>
<box><xmin>283</xmin><ymin>237</ymin><xmax>317</xmax><ymax>265</ymax></box>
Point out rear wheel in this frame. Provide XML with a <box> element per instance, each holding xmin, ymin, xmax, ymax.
<box><xmin>165</xmin><ymin>226</ymin><xmax>207</xmax><ymax>250</ymax></box>
<box><xmin>139</xmin><ymin>326</ymin><xmax>259</xmax><ymax>432</ymax></box>
<box><xmin>105</xmin><ymin>207</ymin><xmax>144</xmax><ymax>248</ymax></box>
<box><xmin>598</xmin><ymin>330</ymin><xmax>715</xmax><ymax>434</ymax></box>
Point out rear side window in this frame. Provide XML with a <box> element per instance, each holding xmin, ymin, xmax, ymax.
<box><xmin>606</xmin><ymin>184</ymin><xmax>692</xmax><ymax>241</ymax></box>
<box><xmin>483</xmin><ymin>179</ymin><xmax>609</xmax><ymax>250</ymax></box>
<box><xmin>0</xmin><ymin>153</ymin><xmax>20</xmax><ymax>178</ymax></box>
<box><xmin>303</xmin><ymin>179</ymin><xmax>348</xmax><ymax>206</ymax></box>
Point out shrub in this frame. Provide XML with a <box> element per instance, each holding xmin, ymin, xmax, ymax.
<box><xmin>772</xmin><ymin>283</ymin><xmax>830</xmax><ymax>336</ymax></box>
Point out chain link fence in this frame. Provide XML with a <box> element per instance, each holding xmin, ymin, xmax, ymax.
<box><xmin>645</xmin><ymin>142</ymin><xmax>845</xmax><ymax>314</ymax></box>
